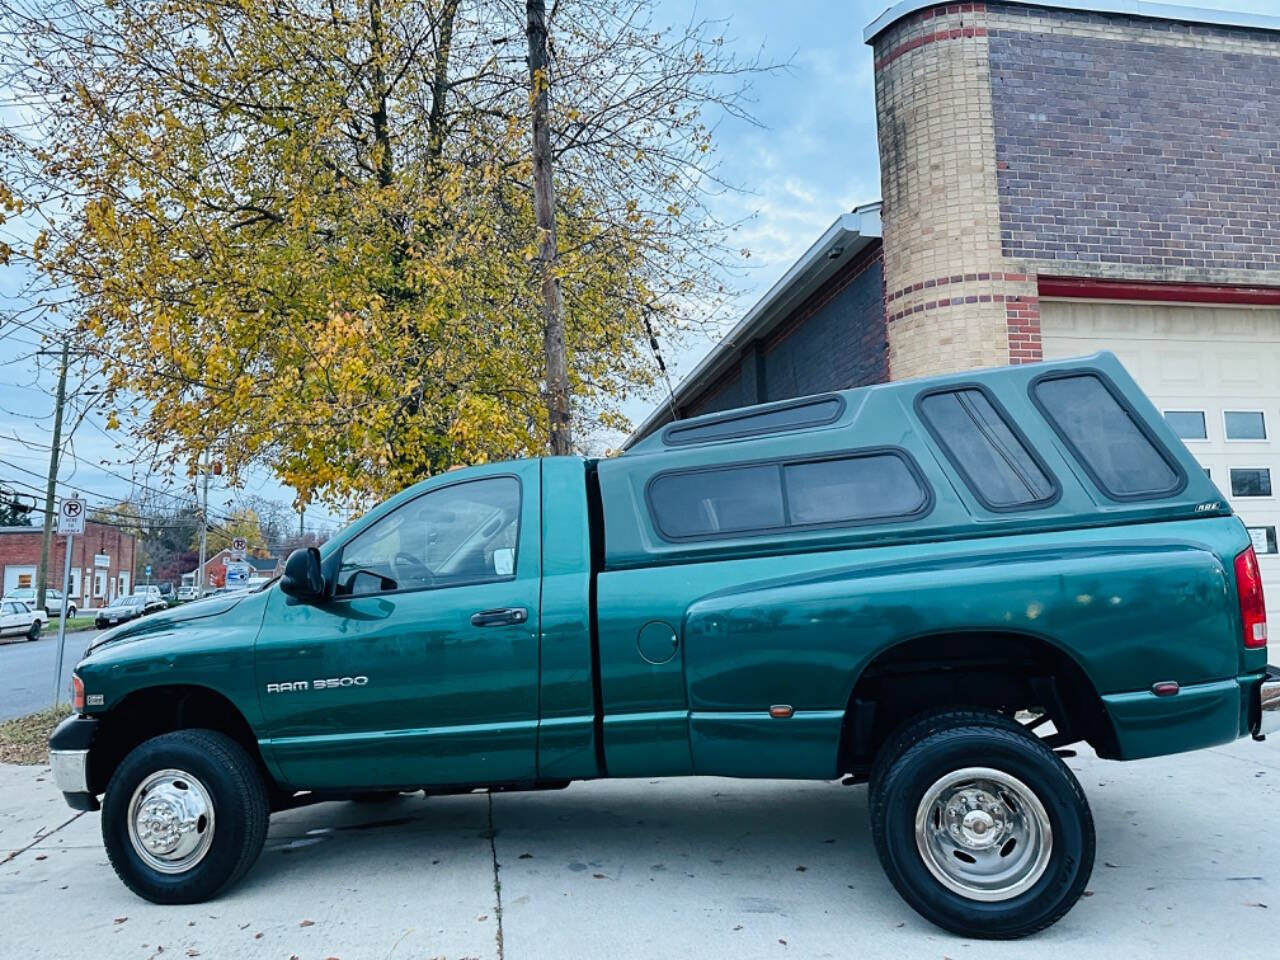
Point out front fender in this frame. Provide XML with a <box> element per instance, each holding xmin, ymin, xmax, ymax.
<box><xmin>76</xmin><ymin>591</ymin><xmax>270</xmax><ymax>725</ymax></box>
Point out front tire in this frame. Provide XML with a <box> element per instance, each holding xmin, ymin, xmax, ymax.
<box><xmin>26</xmin><ymin>621</ymin><xmax>41</xmax><ymax>641</ymax></box>
<box><xmin>102</xmin><ymin>729</ymin><xmax>269</xmax><ymax>904</ymax></box>
<box><xmin>869</xmin><ymin>710</ymin><xmax>1094</xmax><ymax>939</ymax></box>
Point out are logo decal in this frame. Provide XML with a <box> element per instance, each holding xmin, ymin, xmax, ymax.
<box><xmin>266</xmin><ymin>676</ymin><xmax>369</xmax><ymax>694</ymax></box>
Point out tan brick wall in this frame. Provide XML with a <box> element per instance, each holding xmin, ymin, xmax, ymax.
<box><xmin>873</xmin><ymin>4</ymin><xmax>1026</xmax><ymax>378</ymax></box>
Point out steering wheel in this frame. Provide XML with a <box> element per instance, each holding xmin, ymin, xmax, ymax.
<box><xmin>391</xmin><ymin>551</ymin><xmax>436</xmax><ymax>587</ymax></box>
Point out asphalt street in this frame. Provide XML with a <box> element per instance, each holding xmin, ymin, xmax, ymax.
<box><xmin>2</xmin><ymin>737</ymin><xmax>1279</xmax><ymax>960</ymax></box>
<box><xmin>0</xmin><ymin>628</ymin><xmax>102</xmax><ymax>721</ymax></box>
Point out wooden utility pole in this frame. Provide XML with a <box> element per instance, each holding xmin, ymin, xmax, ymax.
<box><xmin>197</xmin><ymin>450</ymin><xmax>210</xmax><ymax>597</ymax></box>
<box><xmin>526</xmin><ymin>0</ymin><xmax>572</xmax><ymax>455</ymax></box>
<box><xmin>35</xmin><ymin>338</ymin><xmax>69</xmax><ymax>613</ymax></box>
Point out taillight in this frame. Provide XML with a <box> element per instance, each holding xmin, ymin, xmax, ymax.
<box><xmin>1234</xmin><ymin>546</ymin><xmax>1268</xmax><ymax>649</ymax></box>
<box><xmin>71</xmin><ymin>674</ymin><xmax>85</xmax><ymax>712</ymax></box>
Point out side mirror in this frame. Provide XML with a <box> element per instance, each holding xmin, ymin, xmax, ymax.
<box><xmin>280</xmin><ymin>547</ymin><xmax>325</xmax><ymax>602</ymax></box>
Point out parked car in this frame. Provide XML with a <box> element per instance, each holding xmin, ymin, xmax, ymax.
<box><xmin>175</xmin><ymin>585</ymin><xmax>198</xmax><ymax>602</ymax></box>
<box><xmin>93</xmin><ymin>594</ymin><xmax>150</xmax><ymax>629</ymax></box>
<box><xmin>0</xmin><ymin>599</ymin><xmax>47</xmax><ymax>641</ymax></box>
<box><xmin>130</xmin><ymin>586</ymin><xmax>167</xmax><ymax>615</ymax></box>
<box><xmin>2</xmin><ymin>586</ymin><xmax>77</xmax><ymax>618</ymax></box>
<box><xmin>49</xmin><ymin>352</ymin><xmax>1277</xmax><ymax>938</ymax></box>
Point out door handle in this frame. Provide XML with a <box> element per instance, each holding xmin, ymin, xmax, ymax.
<box><xmin>470</xmin><ymin>606</ymin><xmax>529</xmax><ymax>627</ymax></box>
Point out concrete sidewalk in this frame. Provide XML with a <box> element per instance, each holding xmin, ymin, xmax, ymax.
<box><xmin>3</xmin><ymin>739</ymin><xmax>1279</xmax><ymax>960</ymax></box>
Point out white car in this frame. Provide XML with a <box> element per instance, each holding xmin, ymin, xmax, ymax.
<box><xmin>0</xmin><ymin>599</ymin><xmax>48</xmax><ymax>641</ymax></box>
<box><xmin>2</xmin><ymin>586</ymin><xmax>77</xmax><ymax>618</ymax></box>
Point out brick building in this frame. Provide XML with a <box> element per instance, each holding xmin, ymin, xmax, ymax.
<box><xmin>0</xmin><ymin>520</ymin><xmax>137</xmax><ymax>610</ymax></box>
<box><xmin>629</xmin><ymin>0</ymin><xmax>1280</xmax><ymax>603</ymax></box>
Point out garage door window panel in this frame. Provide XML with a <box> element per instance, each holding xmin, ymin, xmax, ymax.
<box><xmin>1224</xmin><ymin>411</ymin><xmax>1267</xmax><ymax>441</ymax></box>
<box><xmin>1163</xmin><ymin>410</ymin><xmax>1207</xmax><ymax>441</ymax></box>
<box><xmin>1230</xmin><ymin>468</ymin><xmax>1272</xmax><ymax>498</ymax></box>
<box><xmin>1032</xmin><ymin>372</ymin><xmax>1184</xmax><ymax>502</ymax></box>
<box><xmin>1247</xmin><ymin>526</ymin><xmax>1278</xmax><ymax>556</ymax></box>
<box><xmin>918</xmin><ymin>387</ymin><xmax>1058</xmax><ymax>511</ymax></box>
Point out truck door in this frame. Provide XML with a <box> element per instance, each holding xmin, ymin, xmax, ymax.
<box><xmin>255</xmin><ymin>461</ymin><xmax>542</xmax><ymax>790</ymax></box>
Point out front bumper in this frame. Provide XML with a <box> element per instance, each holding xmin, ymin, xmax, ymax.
<box><xmin>48</xmin><ymin>714</ymin><xmax>101</xmax><ymax>811</ymax></box>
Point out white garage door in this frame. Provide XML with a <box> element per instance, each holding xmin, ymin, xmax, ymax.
<box><xmin>1041</xmin><ymin>299</ymin><xmax>1280</xmax><ymax>616</ymax></box>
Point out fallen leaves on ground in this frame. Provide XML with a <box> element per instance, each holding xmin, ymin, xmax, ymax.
<box><xmin>299</xmin><ymin>920</ymin><xmax>315</xmax><ymax>928</ymax></box>
<box><xmin>0</xmin><ymin>707</ymin><xmax>71</xmax><ymax>765</ymax></box>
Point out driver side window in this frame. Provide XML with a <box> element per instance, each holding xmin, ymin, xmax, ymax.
<box><xmin>335</xmin><ymin>476</ymin><xmax>521</xmax><ymax>596</ymax></box>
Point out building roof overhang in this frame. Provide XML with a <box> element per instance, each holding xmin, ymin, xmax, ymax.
<box><xmin>864</xmin><ymin>0</ymin><xmax>1280</xmax><ymax>44</ymax></box>
<box><xmin>623</xmin><ymin>202</ymin><xmax>882</xmax><ymax>449</ymax></box>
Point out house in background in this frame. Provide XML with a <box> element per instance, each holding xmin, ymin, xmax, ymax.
<box><xmin>182</xmin><ymin>549</ymin><xmax>281</xmax><ymax>591</ymax></box>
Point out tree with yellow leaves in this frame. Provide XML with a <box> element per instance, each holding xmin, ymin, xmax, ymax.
<box><xmin>0</xmin><ymin>0</ymin><xmax>772</xmax><ymax>509</ymax></box>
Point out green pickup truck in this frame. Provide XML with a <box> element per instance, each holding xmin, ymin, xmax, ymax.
<box><xmin>50</xmin><ymin>352</ymin><xmax>1276</xmax><ymax>938</ymax></box>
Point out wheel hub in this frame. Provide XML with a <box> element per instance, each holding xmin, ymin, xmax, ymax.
<box><xmin>127</xmin><ymin>770</ymin><xmax>215</xmax><ymax>874</ymax></box>
<box><xmin>915</xmin><ymin>767</ymin><xmax>1052</xmax><ymax>902</ymax></box>
<box><xmin>945</xmin><ymin>789</ymin><xmax>1010</xmax><ymax>850</ymax></box>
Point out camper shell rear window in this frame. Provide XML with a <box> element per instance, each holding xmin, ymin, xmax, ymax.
<box><xmin>1031</xmin><ymin>371</ymin><xmax>1185</xmax><ymax>502</ymax></box>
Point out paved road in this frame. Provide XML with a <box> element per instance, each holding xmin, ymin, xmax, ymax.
<box><xmin>2</xmin><ymin>738</ymin><xmax>1279</xmax><ymax>959</ymax></box>
<box><xmin>0</xmin><ymin>628</ymin><xmax>102</xmax><ymax>720</ymax></box>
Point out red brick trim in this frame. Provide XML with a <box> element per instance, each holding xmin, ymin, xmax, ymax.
<box><xmin>1038</xmin><ymin>275</ymin><xmax>1280</xmax><ymax>306</ymax></box>
<box><xmin>874</xmin><ymin>5</ymin><xmax>988</xmax><ymax>70</ymax></box>
<box><xmin>888</xmin><ymin>293</ymin><xmax>1008</xmax><ymax>324</ymax></box>
<box><xmin>886</xmin><ymin>270</ymin><xmax>1028</xmax><ymax>305</ymax></box>
<box><xmin>1006</xmin><ymin>295</ymin><xmax>1042</xmax><ymax>365</ymax></box>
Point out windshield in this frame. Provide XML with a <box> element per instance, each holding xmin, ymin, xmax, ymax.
<box><xmin>109</xmin><ymin>595</ymin><xmax>141</xmax><ymax>608</ymax></box>
<box><xmin>7</xmin><ymin>588</ymin><xmax>34</xmax><ymax>599</ymax></box>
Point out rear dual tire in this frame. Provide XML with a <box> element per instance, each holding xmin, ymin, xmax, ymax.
<box><xmin>869</xmin><ymin>710</ymin><xmax>1094</xmax><ymax>939</ymax></box>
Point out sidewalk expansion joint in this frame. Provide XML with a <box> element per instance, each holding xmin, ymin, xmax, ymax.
<box><xmin>487</xmin><ymin>791</ymin><xmax>504</xmax><ymax>960</ymax></box>
<box><xmin>2</xmin><ymin>811</ymin><xmax>85</xmax><ymax>865</ymax></box>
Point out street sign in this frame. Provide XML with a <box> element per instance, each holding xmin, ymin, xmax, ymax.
<box><xmin>225</xmin><ymin>561</ymin><xmax>251</xmax><ymax>590</ymax></box>
<box><xmin>52</xmin><ymin>498</ymin><xmax>83</xmax><ymax>707</ymax></box>
<box><xmin>144</xmin><ymin>564</ymin><xmax>152</xmax><ymax>576</ymax></box>
<box><xmin>230</xmin><ymin>536</ymin><xmax>247</xmax><ymax>561</ymax></box>
<box><xmin>57</xmin><ymin>496</ymin><xmax>85</xmax><ymax>536</ymax></box>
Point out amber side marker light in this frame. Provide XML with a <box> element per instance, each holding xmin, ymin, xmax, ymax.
<box><xmin>768</xmin><ymin>704</ymin><xmax>794</xmax><ymax>719</ymax></box>
<box><xmin>71</xmin><ymin>674</ymin><xmax>85</xmax><ymax>712</ymax></box>
<box><xmin>1234</xmin><ymin>545</ymin><xmax>1268</xmax><ymax>650</ymax></box>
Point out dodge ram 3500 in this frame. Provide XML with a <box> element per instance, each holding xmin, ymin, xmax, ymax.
<box><xmin>50</xmin><ymin>352</ymin><xmax>1278</xmax><ymax>938</ymax></box>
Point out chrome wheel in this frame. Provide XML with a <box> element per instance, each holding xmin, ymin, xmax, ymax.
<box><xmin>914</xmin><ymin>766</ymin><xmax>1052</xmax><ymax>902</ymax></box>
<box><xmin>127</xmin><ymin>769</ymin><xmax>216</xmax><ymax>874</ymax></box>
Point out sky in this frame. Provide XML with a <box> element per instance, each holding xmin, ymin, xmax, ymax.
<box><xmin>1</xmin><ymin>0</ymin><xmax>1276</xmax><ymax>532</ymax></box>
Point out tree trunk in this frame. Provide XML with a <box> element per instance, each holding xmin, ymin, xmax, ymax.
<box><xmin>426</xmin><ymin>0</ymin><xmax>460</xmax><ymax>164</ymax></box>
<box><xmin>526</xmin><ymin>0</ymin><xmax>572</xmax><ymax>455</ymax></box>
